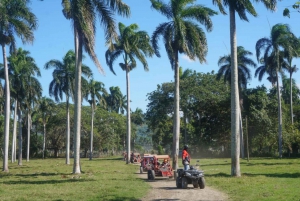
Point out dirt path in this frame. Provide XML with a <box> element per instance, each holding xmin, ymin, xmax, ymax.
<box><xmin>137</xmin><ymin>171</ymin><xmax>228</xmax><ymax>201</ymax></box>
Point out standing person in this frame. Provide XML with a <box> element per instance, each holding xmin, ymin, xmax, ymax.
<box><xmin>182</xmin><ymin>145</ymin><xmax>190</xmax><ymax>170</ymax></box>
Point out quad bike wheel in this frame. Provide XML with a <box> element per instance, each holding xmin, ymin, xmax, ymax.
<box><xmin>176</xmin><ymin>177</ymin><xmax>182</xmax><ymax>188</ymax></box>
<box><xmin>193</xmin><ymin>180</ymin><xmax>199</xmax><ymax>188</ymax></box>
<box><xmin>181</xmin><ymin>177</ymin><xmax>188</xmax><ymax>189</ymax></box>
<box><xmin>199</xmin><ymin>177</ymin><xmax>205</xmax><ymax>189</ymax></box>
<box><xmin>140</xmin><ymin>166</ymin><xmax>143</xmax><ymax>174</ymax></box>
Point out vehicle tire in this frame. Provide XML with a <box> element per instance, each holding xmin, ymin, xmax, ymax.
<box><xmin>193</xmin><ymin>180</ymin><xmax>199</xmax><ymax>188</ymax></box>
<box><xmin>181</xmin><ymin>177</ymin><xmax>188</xmax><ymax>189</ymax></box>
<box><xmin>140</xmin><ymin>166</ymin><xmax>143</xmax><ymax>174</ymax></box>
<box><xmin>199</xmin><ymin>177</ymin><xmax>205</xmax><ymax>189</ymax></box>
<box><xmin>176</xmin><ymin>177</ymin><xmax>182</xmax><ymax>188</ymax></box>
<box><xmin>151</xmin><ymin>170</ymin><xmax>156</xmax><ymax>180</ymax></box>
<box><xmin>147</xmin><ymin>170</ymin><xmax>153</xmax><ymax>180</ymax></box>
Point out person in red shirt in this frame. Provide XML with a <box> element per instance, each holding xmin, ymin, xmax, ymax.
<box><xmin>182</xmin><ymin>145</ymin><xmax>190</xmax><ymax>170</ymax></box>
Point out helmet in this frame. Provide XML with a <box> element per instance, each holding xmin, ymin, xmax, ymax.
<box><xmin>184</xmin><ymin>145</ymin><xmax>188</xmax><ymax>150</ymax></box>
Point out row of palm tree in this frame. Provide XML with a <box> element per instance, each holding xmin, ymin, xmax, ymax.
<box><xmin>1</xmin><ymin>0</ymin><xmax>299</xmax><ymax>177</ymax></box>
<box><xmin>216</xmin><ymin>24</ymin><xmax>300</xmax><ymax>160</ymax></box>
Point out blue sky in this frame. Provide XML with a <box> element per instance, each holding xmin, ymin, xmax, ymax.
<box><xmin>1</xmin><ymin>0</ymin><xmax>300</xmax><ymax>113</ymax></box>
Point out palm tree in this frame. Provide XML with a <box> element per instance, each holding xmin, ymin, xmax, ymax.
<box><xmin>283</xmin><ymin>40</ymin><xmax>300</xmax><ymax>124</ymax></box>
<box><xmin>213</xmin><ymin>0</ymin><xmax>277</xmax><ymax>176</ymax></box>
<box><xmin>150</xmin><ymin>0</ymin><xmax>218</xmax><ymax>171</ymax></box>
<box><xmin>62</xmin><ymin>0</ymin><xmax>130</xmax><ymax>174</ymax></box>
<box><xmin>8</xmin><ymin>48</ymin><xmax>41</xmax><ymax>165</ymax></box>
<box><xmin>217</xmin><ymin>46</ymin><xmax>257</xmax><ymax>158</ymax></box>
<box><xmin>84</xmin><ymin>79</ymin><xmax>107</xmax><ymax>160</ymax></box>
<box><xmin>38</xmin><ymin>97</ymin><xmax>55</xmax><ymax>159</ymax></box>
<box><xmin>105</xmin><ymin>22</ymin><xmax>154</xmax><ymax>164</ymax></box>
<box><xmin>44</xmin><ymin>50</ymin><xmax>92</xmax><ymax>164</ymax></box>
<box><xmin>217</xmin><ymin>46</ymin><xmax>256</xmax><ymax>90</ymax></box>
<box><xmin>256</xmin><ymin>23</ymin><xmax>298</xmax><ymax>158</ymax></box>
<box><xmin>105</xmin><ymin>86</ymin><xmax>125</xmax><ymax>113</ymax></box>
<box><xmin>0</xmin><ymin>0</ymin><xmax>37</xmax><ymax>172</ymax></box>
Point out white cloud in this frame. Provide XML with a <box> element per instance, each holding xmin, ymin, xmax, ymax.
<box><xmin>181</xmin><ymin>55</ymin><xmax>197</xmax><ymax>63</ymax></box>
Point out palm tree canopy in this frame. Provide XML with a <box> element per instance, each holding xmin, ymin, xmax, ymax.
<box><xmin>61</xmin><ymin>0</ymin><xmax>130</xmax><ymax>74</ymax></box>
<box><xmin>150</xmin><ymin>0</ymin><xmax>218</xmax><ymax>69</ymax></box>
<box><xmin>217</xmin><ymin>0</ymin><xmax>277</xmax><ymax>21</ymax></box>
<box><xmin>84</xmin><ymin>79</ymin><xmax>107</xmax><ymax>110</ymax></box>
<box><xmin>0</xmin><ymin>0</ymin><xmax>38</xmax><ymax>50</ymax></box>
<box><xmin>44</xmin><ymin>50</ymin><xmax>93</xmax><ymax>102</ymax></box>
<box><xmin>105</xmin><ymin>22</ymin><xmax>154</xmax><ymax>75</ymax></box>
<box><xmin>8</xmin><ymin>48</ymin><xmax>41</xmax><ymax>102</ymax></box>
<box><xmin>217</xmin><ymin>46</ymin><xmax>257</xmax><ymax>89</ymax></box>
<box><xmin>256</xmin><ymin>24</ymin><xmax>298</xmax><ymax>63</ymax></box>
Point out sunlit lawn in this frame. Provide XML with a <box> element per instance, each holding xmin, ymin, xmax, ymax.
<box><xmin>0</xmin><ymin>157</ymin><xmax>149</xmax><ymax>201</ymax></box>
<box><xmin>1</xmin><ymin>157</ymin><xmax>300</xmax><ymax>201</ymax></box>
<box><xmin>197</xmin><ymin>157</ymin><xmax>300</xmax><ymax>201</ymax></box>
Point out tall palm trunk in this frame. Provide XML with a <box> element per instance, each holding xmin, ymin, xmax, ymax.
<box><xmin>89</xmin><ymin>102</ymin><xmax>94</xmax><ymax>160</ymax></box>
<box><xmin>229</xmin><ymin>7</ymin><xmax>241</xmax><ymax>177</ymax></box>
<box><xmin>172</xmin><ymin>51</ymin><xmax>180</xmax><ymax>171</ymax></box>
<box><xmin>18</xmin><ymin>104</ymin><xmax>23</xmax><ymax>166</ymax></box>
<box><xmin>239</xmin><ymin>111</ymin><xmax>244</xmax><ymax>159</ymax></box>
<box><xmin>26</xmin><ymin>112</ymin><xmax>31</xmax><ymax>162</ymax></box>
<box><xmin>12</xmin><ymin>99</ymin><xmax>18</xmax><ymax>163</ymax></box>
<box><xmin>42</xmin><ymin>118</ymin><xmax>46</xmax><ymax>159</ymax></box>
<box><xmin>66</xmin><ymin>95</ymin><xmax>70</xmax><ymax>164</ymax></box>
<box><xmin>276</xmin><ymin>66</ymin><xmax>283</xmax><ymax>158</ymax></box>
<box><xmin>126</xmin><ymin>64</ymin><xmax>131</xmax><ymax>164</ymax></box>
<box><xmin>73</xmin><ymin>31</ymin><xmax>82</xmax><ymax>174</ymax></box>
<box><xmin>2</xmin><ymin>44</ymin><xmax>10</xmax><ymax>172</ymax></box>
<box><xmin>289</xmin><ymin>72</ymin><xmax>293</xmax><ymax>124</ymax></box>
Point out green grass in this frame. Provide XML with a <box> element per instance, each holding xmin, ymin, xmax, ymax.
<box><xmin>1</xmin><ymin>157</ymin><xmax>300</xmax><ymax>201</ymax></box>
<box><xmin>0</xmin><ymin>157</ymin><xmax>149</xmax><ymax>201</ymax></box>
<box><xmin>197</xmin><ymin>157</ymin><xmax>300</xmax><ymax>201</ymax></box>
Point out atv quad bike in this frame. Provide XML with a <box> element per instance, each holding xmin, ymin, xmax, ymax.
<box><xmin>176</xmin><ymin>166</ymin><xmax>205</xmax><ymax>189</ymax></box>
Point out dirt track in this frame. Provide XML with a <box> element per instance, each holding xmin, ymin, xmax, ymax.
<box><xmin>137</xmin><ymin>170</ymin><xmax>228</xmax><ymax>201</ymax></box>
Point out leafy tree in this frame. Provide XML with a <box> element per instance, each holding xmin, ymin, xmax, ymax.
<box><xmin>44</xmin><ymin>50</ymin><xmax>92</xmax><ymax>164</ymax></box>
<box><xmin>105</xmin><ymin>22</ymin><xmax>154</xmax><ymax>163</ymax></box>
<box><xmin>255</xmin><ymin>23</ymin><xmax>298</xmax><ymax>158</ymax></box>
<box><xmin>150</xmin><ymin>0</ymin><xmax>218</xmax><ymax>170</ymax></box>
<box><xmin>0</xmin><ymin>0</ymin><xmax>37</xmax><ymax>172</ymax></box>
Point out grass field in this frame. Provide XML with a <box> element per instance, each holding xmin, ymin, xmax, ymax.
<box><xmin>0</xmin><ymin>157</ymin><xmax>149</xmax><ymax>201</ymax></box>
<box><xmin>1</xmin><ymin>157</ymin><xmax>300</xmax><ymax>201</ymax></box>
<box><xmin>199</xmin><ymin>157</ymin><xmax>300</xmax><ymax>201</ymax></box>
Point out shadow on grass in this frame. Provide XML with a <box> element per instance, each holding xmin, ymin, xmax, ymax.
<box><xmin>204</xmin><ymin>172</ymin><xmax>231</xmax><ymax>177</ymax></box>
<box><xmin>15</xmin><ymin>172</ymin><xmax>62</xmax><ymax>177</ymax></box>
<box><xmin>243</xmin><ymin>172</ymin><xmax>300</xmax><ymax>178</ymax></box>
<box><xmin>200</xmin><ymin>163</ymin><xmax>231</xmax><ymax>167</ymax></box>
<box><xmin>245</xmin><ymin>162</ymin><xmax>297</xmax><ymax>166</ymax></box>
<box><xmin>99</xmin><ymin>157</ymin><xmax>124</xmax><ymax>161</ymax></box>
<box><xmin>3</xmin><ymin>178</ymin><xmax>95</xmax><ymax>185</ymax></box>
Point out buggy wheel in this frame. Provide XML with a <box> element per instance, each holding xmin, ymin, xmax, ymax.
<box><xmin>199</xmin><ymin>177</ymin><xmax>205</xmax><ymax>189</ymax></box>
<box><xmin>181</xmin><ymin>177</ymin><xmax>188</xmax><ymax>189</ymax></box>
<box><xmin>176</xmin><ymin>177</ymin><xmax>182</xmax><ymax>188</ymax></box>
<box><xmin>147</xmin><ymin>170</ymin><xmax>155</xmax><ymax>180</ymax></box>
<box><xmin>193</xmin><ymin>180</ymin><xmax>199</xmax><ymax>188</ymax></box>
<box><xmin>151</xmin><ymin>170</ymin><xmax>156</xmax><ymax>180</ymax></box>
<box><xmin>140</xmin><ymin>166</ymin><xmax>143</xmax><ymax>174</ymax></box>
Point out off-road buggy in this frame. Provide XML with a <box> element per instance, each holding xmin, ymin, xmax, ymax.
<box><xmin>146</xmin><ymin>155</ymin><xmax>173</xmax><ymax>180</ymax></box>
<box><xmin>176</xmin><ymin>165</ymin><xmax>205</xmax><ymax>189</ymax></box>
